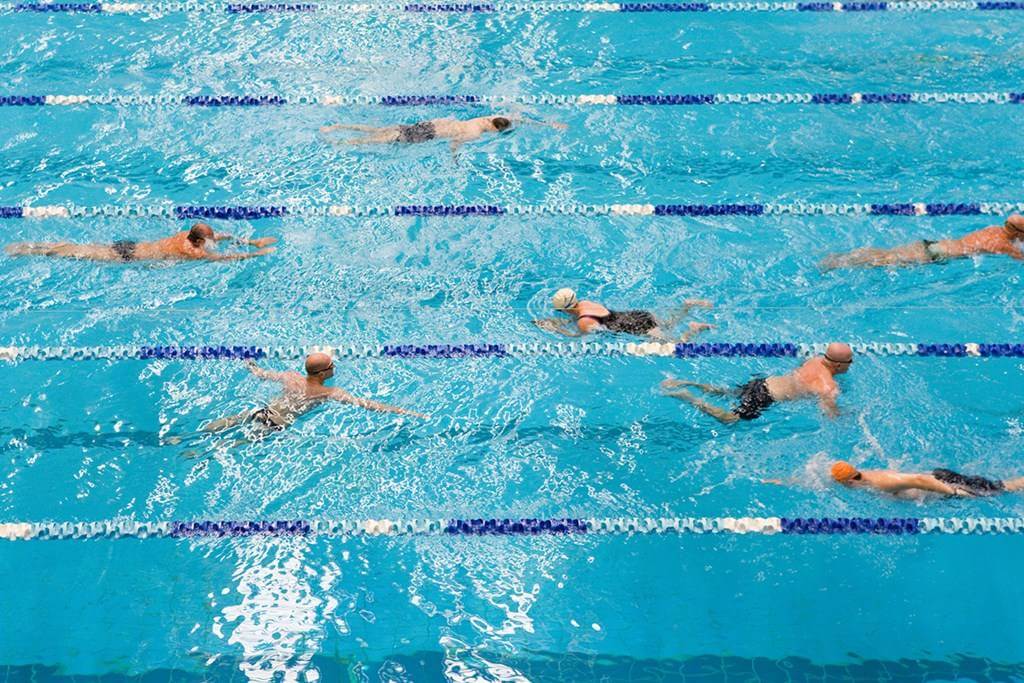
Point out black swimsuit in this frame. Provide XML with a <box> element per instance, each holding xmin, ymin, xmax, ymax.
<box><xmin>397</xmin><ymin>121</ymin><xmax>437</xmax><ymax>143</ymax></box>
<box><xmin>248</xmin><ymin>407</ymin><xmax>287</xmax><ymax>431</ymax></box>
<box><xmin>579</xmin><ymin>310</ymin><xmax>659</xmax><ymax>336</ymax></box>
<box><xmin>733</xmin><ymin>378</ymin><xmax>775</xmax><ymax>421</ymax></box>
<box><xmin>112</xmin><ymin>240</ymin><xmax>137</xmax><ymax>262</ymax></box>
<box><xmin>921</xmin><ymin>239</ymin><xmax>946</xmax><ymax>262</ymax></box>
<box><xmin>932</xmin><ymin>468</ymin><xmax>1004</xmax><ymax>496</ymax></box>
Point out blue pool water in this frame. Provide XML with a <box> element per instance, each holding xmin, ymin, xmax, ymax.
<box><xmin>3</xmin><ymin>6</ymin><xmax>1024</xmax><ymax>682</ymax></box>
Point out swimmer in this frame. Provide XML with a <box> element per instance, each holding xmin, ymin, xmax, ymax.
<box><xmin>534</xmin><ymin>288</ymin><xmax>714</xmax><ymax>342</ymax></box>
<box><xmin>828</xmin><ymin>460</ymin><xmax>1024</xmax><ymax>499</ymax></box>
<box><xmin>319</xmin><ymin>115</ymin><xmax>567</xmax><ymax>152</ymax></box>
<box><xmin>202</xmin><ymin>353</ymin><xmax>428</xmax><ymax>435</ymax></box>
<box><xmin>4</xmin><ymin>223</ymin><xmax>276</xmax><ymax>263</ymax></box>
<box><xmin>820</xmin><ymin>215</ymin><xmax>1024</xmax><ymax>270</ymax></box>
<box><xmin>660</xmin><ymin>342</ymin><xmax>853</xmax><ymax>423</ymax></box>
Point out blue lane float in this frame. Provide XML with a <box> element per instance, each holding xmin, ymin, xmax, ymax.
<box><xmin>381</xmin><ymin>344</ymin><xmax>509</xmax><ymax>358</ymax></box>
<box><xmin>4</xmin><ymin>341</ymin><xmax>1024</xmax><ymax>363</ymax></box>
<box><xmin>174</xmin><ymin>205</ymin><xmax>289</xmax><ymax>219</ymax></box>
<box><xmin>393</xmin><ymin>205</ymin><xmax>505</xmax><ymax>216</ymax></box>
<box><xmin>5</xmin><ymin>1</ymin><xmax>1024</xmax><ymax>12</ymax></box>
<box><xmin>4</xmin><ymin>91</ymin><xmax>1024</xmax><ymax>107</ymax></box>
<box><xmin>5</xmin><ymin>516</ymin><xmax>1024</xmax><ymax>540</ymax></box>
<box><xmin>137</xmin><ymin>345</ymin><xmax>267</xmax><ymax>360</ymax></box>
<box><xmin>3</xmin><ymin>200</ymin><xmax>1024</xmax><ymax>219</ymax></box>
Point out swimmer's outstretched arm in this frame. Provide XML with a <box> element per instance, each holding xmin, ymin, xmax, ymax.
<box><xmin>329</xmin><ymin>388</ymin><xmax>429</xmax><ymax>419</ymax></box>
<box><xmin>532</xmin><ymin>318</ymin><xmax>583</xmax><ymax>337</ymax></box>
<box><xmin>213</xmin><ymin>233</ymin><xmax>278</xmax><ymax>248</ymax></box>
<box><xmin>508</xmin><ymin>115</ymin><xmax>568</xmax><ymax>131</ymax></box>
<box><xmin>245</xmin><ymin>360</ymin><xmax>289</xmax><ymax>383</ymax></box>
<box><xmin>205</xmin><ymin>247</ymin><xmax>276</xmax><ymax>261</ymax></box>
<box><xmin>818</xmin><ymin>395</ymin><xmax>841</xmax><ymax>418</ymax></box>
<box><xmin>319</xmin><ymin>124</ymin><xmax>382</xmax><ymax>134</ymax></box>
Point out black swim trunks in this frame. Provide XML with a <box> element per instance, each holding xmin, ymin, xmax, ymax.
<box><xmin>112</xmin><ymin>240</ymin><xmax>137</xmax><ymax>262</ymax></box>
<box><xmin>581</xmin><ymin>310</ymin><xmax>658</xmax><ymax>336</ymax></box>
<box><xmin>733</xmin><ymin>378</ymin><xmax>775</xmax><ymax>421</ymax></box>
<box><xmin>397</xmin><ymin>121</ymin><xmax>437</xmax><ymax>143</ymax></box>
<box><xmin>921</xmin><ymin>239</ymin><xmax>946</xmax><ymax>262</ymax></box>
<box><xmin>932</xmin><ymin>468</ymin><xmax>1004</xmax><ymax>496</ymax></box>
<box><xmin>248</xmin><ymin>407</ymin><xmax>287</xmax><ymax>431</ymax></box>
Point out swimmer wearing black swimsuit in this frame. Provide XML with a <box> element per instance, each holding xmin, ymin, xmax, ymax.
<box><xmin>247</xmin><ymin>407</ymin><xmax>287</xmax><ymax>431</ymax></box>
<box><xmin>111</xmin><ymin>240</ymin><xmax>137</xmax><ymax>262</ymax></box>
<box><xmin>397</xmin><ymin>121</ymin><xmax>437</xmax><ymax>143</ymax></box>
<box><xmin>578</xmin><ymin>310</ymin><xmax>659</xmax><ymax>336</ymax></box>
<box><xmin>932</xmin><ymin>468</ymin><xmax>1005</xmax><ymax>496</ymax></box>
<box><xmin>733</xmin><ymin>377</ymin><xmax>774</xmax><ymax>420</ymax></box>
<box><xmin>921</xmin><ymin>239</ymin><xmax>946</xmax><ymax>263</ymax></box>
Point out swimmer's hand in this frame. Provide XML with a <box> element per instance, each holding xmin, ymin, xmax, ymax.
<box><xmin>251</xmin><ymin>237</ymin><xmax>277</xmax><ymax>248</ymax></box>
<box><xmin>533</xmin><ymin>318</ymin><xmax>562</xmax><ymax>333</ymax></box>
<box><xmin>253</xmin><ymin>247</ymin><xmax>276</xmax><ymax>257</ymax></box>
<box><xmin>685</xmin><ymin>298</ymin><xmax>714</xmax><ymax>308</ymax></box>
<box><xmin>551</xmin><ymin>122</ymin><xmax>569</xmax><ymax>131</ymax></box>
<box><xmin>762</xmin><ymin>478</ymin><xmax>785</xmax><ymax>486</ymax></box>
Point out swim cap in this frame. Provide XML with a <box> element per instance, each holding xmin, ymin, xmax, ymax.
<box><xmin>552</xmin><ymin>288</ymin><xmax>578</xmax><ymax>311</ymax></box>
<box><xmin>831</xmin><ymin>461</ymin><xmax>858</xmax><ymax>483</ymax></box>
<box><xmin>304</xmin><ymin>352</ymin><xmax>334</xmax><ymax>375</ymax></box>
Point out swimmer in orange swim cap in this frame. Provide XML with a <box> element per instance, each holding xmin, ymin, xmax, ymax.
<box><xmin>829</xmin><ymin>460</ymin><xmax>1024</xmax><ymax>499</ymax></box>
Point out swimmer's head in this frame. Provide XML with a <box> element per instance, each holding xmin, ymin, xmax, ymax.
<box><xmin>552</xmin><ymin>288</ymin><xmax>579</xmax><ymax>312</ymax></box>
<box><xmin>187</xmin><ymin>222</ymin><xmax>215</xmax><ymax>247</ymax></box>
<box><xmin>1005</xmin><ymin>214</ymin><xmax>1024</xmax><ymax>237</ymax></box>
<box><xmin>304</xmin><ymin>352</ymin><xmax>335</xmax><ymax>380</ymax></box>
<box><xmin>831</xmin><ymin>460</ymin><xmax>861</xmax><ymax>485</ymax></box>
<box><xmin>491</xmin><ymin>117</ymin><xmax>512</xmax><ymax>133</ymax></box>
<box><xmin>823</xmin><ymin>342</ymin><xmax>854</xmax><ymax>374</ymax></box>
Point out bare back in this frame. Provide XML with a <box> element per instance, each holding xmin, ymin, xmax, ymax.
<box><xmin>765</xmin><ymin>357</ymin><xmax>838</xmax><ymax>403</ymax></box>
<box><xmin>133</xmin><ymin>232</ymin><xmax>209</xmax><ymax>260</ymax></box>
<box><xmin>940</xmin><ymin>225</ymin><xmax>1024</xmax><ymax>259</ymax></box>
<box><xmin>857</xmin><ymin>470</ymin><xmax>956</xmax><ymax>498</ymax></box>
<box><xmin>262</xmin><ymin>372</ymin><xmax>339</xmax><ymax>424</ymax></box>
<box><xmin>430</xmin><ymin>116</ymin><xmax>491</xmax><ymax>141</ymax></box>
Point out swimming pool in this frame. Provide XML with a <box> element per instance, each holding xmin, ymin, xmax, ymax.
<box><xmin>3</xmin><ymin>4</ymin><xmax>1024</xmax><ymax>682</ymax></box>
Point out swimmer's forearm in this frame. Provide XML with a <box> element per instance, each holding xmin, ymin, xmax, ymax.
<box><xmin>214</xmin><ymin>233</ymin><xmax>262</xmax><ymax>247</ymax></box>
<box><xmin>349</xmin><ymin>396</ymin><xmax>428</xmax><ymax>418</ymax></box>
<box><xmin>906</xmin><ymin>474</ymin><xmax>958</xmax><ymax>495</ymax></box>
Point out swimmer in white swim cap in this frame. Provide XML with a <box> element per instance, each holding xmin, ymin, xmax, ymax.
<box><xmin>535</xmin><ymin>287</ymin><xmax>714</xmax><ymax>341</ymax></box>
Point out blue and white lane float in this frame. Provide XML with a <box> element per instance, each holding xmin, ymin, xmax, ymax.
<box><xmin>2</xmin><ymin>92</ymin><xmax>1023</xmax><ymax>106</ymax></box>
<box><xmin>2</xmin><ymin>342</ymin><xmax>1023</xmax><ymax>362</ymax></box>
<box><xmin>2</xmin><ymin>517</ymin><xmax>1023</xmax><ymax>540</ymax></box>
<box><xmin>4</xmin><ymin>202</ymin><xmax>1024</xmax><ymax>220</ymax></box>
<box><xmin>3</xmin><ymin>1</ymin><xmax>1024</xmax><ymax>14</ymax></box>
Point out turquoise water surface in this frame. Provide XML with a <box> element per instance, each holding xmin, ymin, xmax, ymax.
<box><xmin>2</xmin><ymin>7</ymin><xmax>1024</xmax><ymax>682</ymax></box>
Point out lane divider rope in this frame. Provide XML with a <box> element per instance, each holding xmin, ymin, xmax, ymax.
<box><xmin>4</xmin><ymin>202</ymin><xmax>1024</xmax><ymax>220</ymax></box>
<box><xmin>3</xmin><ymin>517</ymin><xmax>1024</xmax><ymax>540</ymax></box>
<box><xmin>2</xmin><ymin>92</ymin><xmax>1023</xmax><ymax>107</ymax></box>
<box><xmin>3</xmin><ymin>1</ymin><xmax>1024</xmax><ymax>14</ymax></box>
<box><xmin>2</xmin><ymin>342</ymin><xmax>1023</xmax><ymax>362</ymax></box>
